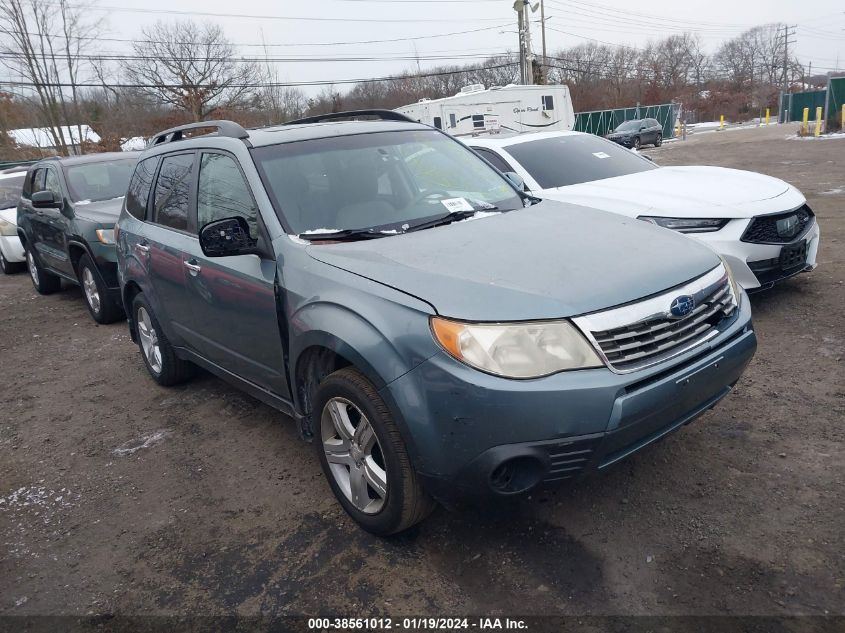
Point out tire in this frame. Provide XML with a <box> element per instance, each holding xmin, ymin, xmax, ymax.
<box><xmin>25</xmin><ymin>244</ymin><xmax>61</xmax><ymax>294</ymax></box>
<box><xmin>654</xmin><ymin>133</ymin><xmax>663</xmax><ymax>147</ymax></box>
<box><xmin>0</xmin><ymin>247</ymin><xmax>22</xmax><ymax>274</ymax></box>
<box><xmin>314</xmin><ymin>367</ymin><xmax>435</xmax><ymax>535</ymax></box>
<box><xmin>131</xmin><ymin>292</ymin><xmax>194</xmax><ymax>386</ymax></box>
<box><xmin>77</xmin><ymin>253</ymin><xmax>125</xmax><ymax>324</ymax></box>
<box><xmin>632</xmin><ymin>136</ymin><xmax>641</xmax><ymax>150</ymax></box>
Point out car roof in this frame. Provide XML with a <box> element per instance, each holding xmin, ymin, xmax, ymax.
<box><xmin>139</xmin><ymin>119</ymin><xmax>433</xmax><ymax>157</ymax></box>
<box><xmin>462</xmin><ymin>130</ymin><xmax>586</xmax><ymax>149</ymax></box>
<box><xmin>32</xmin><ymin>151</ymin><xmax>142</xmax><ymax>168</ymax></box>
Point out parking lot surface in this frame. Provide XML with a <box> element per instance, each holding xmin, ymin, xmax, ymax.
<box><xmin>1</xmin><ymin>123</ymin><xmax>843</xmax><ymax>618</ymax></box>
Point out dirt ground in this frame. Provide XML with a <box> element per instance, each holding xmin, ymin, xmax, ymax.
<box><xmin>1</xmin><ymin>123</ymin><xmax>843</xmax><ymax>623</ymax></box>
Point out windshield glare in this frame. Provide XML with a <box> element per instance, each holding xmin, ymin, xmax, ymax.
<box><xmin>615</xmin><ymin>120</ymin><xmax>641</xmax><ymax>132</ymax></box>
<box><xmin>505</xmin><ymin>135</ymin><xmax>658</xmax><ymax>189</ymax></box>
<box><xmin>63</xmin><ymin>159</ymin><xmax>137</xmax><ymax>203</ymax></box>
<box><xmin>0</xmin><ymin>174</ymin><xmax>25</xmax><ymax>209</ymax></box>
<box><xmin>252</xmin><ymin>130</ymin><xmax>523</xmax><ymax>234</ymax></box>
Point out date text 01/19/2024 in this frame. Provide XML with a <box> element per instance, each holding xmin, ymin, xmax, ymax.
<box><xmin>307</xmin><ymin>617</ymin><xmax>529</xmax><ymax>630</ymax></box>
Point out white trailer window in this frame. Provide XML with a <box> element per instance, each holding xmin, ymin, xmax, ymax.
<box><xmin>472</xmin><ymin>114</ymin><xmax>485</xmax><ymax>129</ymax></box>
<box><xmin>449</xmin><ymin>113</ymin><xmax>457</xmax><ymax>129</ymax></box>
<box><xmin>542</xmin><ymin>95</ymin><xmax>554</xmax><ymax>111</ymax></box>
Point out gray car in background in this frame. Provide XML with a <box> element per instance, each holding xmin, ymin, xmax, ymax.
<box><xmin>115</xmin><ymin>111</ymin><xmax>756</xmax><ymax>535</ymax></box>
<box><xmin>607</xmin><ymin>118</ymin><xmax>664</xmax><ymax>148</ymax></box>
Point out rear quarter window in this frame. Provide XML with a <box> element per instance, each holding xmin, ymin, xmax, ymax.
<box><xmin>125</xmin><ymin>156</ymin><xmax>159</xmax><ymax>219</ymax></box>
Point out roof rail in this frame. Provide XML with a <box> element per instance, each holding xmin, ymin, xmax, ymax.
<box><xmin>284</xmin><ymin>109</ymin><xmax>417</xmax><ymax>126</ymax></box>
<box><xmin>149</xmin><ymin>120</ymin><xmax>250</xmax><ymax>146</ymax></box>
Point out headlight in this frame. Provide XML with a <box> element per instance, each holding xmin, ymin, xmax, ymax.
<box><xmin>0</xmin><ymin>218</ymin><xmax>16</xmax><ymax>237</ymax></box>
<box><xmin>720</xmin><ymin>256</ymin><xmax>742</xmax><ymax>308</ymax></box>
<box><xmin>95</xmin><ymin>228</ymin><xmax>115</xmax><ymax>244</ymax></box>
<box><xmin>639</xmin><ymin>216</ymin><xmax>728</xmax><ymax>233</ymax></box>
<box><xmin>430</xmin><ymin>317</ymin><xmax>603</xmax><ymax>378</ymax></box>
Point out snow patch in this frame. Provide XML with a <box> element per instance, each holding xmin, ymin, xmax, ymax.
<box><xmin>113</xmin><ymin>429</ymin><xmax>169</xmax><ymax>456</ymax></box>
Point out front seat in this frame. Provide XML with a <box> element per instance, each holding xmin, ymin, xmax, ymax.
<box><xmin>333</xmin><ymin>157</ymin><xmax>395</xmax><ymax>229</ymax></box>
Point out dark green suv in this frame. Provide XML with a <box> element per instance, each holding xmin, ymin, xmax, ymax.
<box><xmin>17</xmin><ymin>153</ymin><xmax>140</xmax><ymax>323</ymax></box>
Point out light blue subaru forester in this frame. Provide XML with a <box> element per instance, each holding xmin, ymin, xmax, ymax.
<box><xmin>116</xmin><ymin>111</ymin><xmax>756</xmax><ymax>535</ymax></box>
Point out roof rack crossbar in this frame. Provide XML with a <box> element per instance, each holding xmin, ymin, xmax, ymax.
<box><xmin>150</xmin><ymin>120</ymin><xmax>250</xmax><ymax>146</ymax></box>
<box><xmin>284</xmin><ymin>109</ymin><xmax>417</xmax><ymax>126</ymax></box>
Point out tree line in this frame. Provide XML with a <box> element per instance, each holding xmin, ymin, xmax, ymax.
<box><xmin>0</xmin><ymin>0</ymin><xmax>837</xmax><ymax>158</ymax></box>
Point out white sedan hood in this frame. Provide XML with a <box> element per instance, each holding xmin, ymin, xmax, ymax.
<box><xmin>539</xmin><ymin>166</ymin><xmax>803</xmax><ymax>219</ymax></box>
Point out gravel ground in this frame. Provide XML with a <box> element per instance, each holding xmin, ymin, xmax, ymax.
<box><xmin>1</xmin><ymin>123</ymin><xmax>843</xmax><ymax>623</ymax></box>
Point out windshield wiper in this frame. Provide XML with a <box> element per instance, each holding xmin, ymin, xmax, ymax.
<box><xmin>298</xmin><ymin>228</ymin><xmax>394</xmax><ymax>242</ymax></box>
<box><xmin>402</xmin><ymin>209</ymin><xmax>482</xmax><ymax>233</ymax></box>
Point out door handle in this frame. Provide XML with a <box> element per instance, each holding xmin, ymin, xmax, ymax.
<box><xmin>184</xmin><ymin>260</ymin><xmax>202</xmax><ymax>275</ymax></box>
<box><xmin>135</xmin><ymin>242</ymin><xmax>150</xmax><ymax>253</ymax></box>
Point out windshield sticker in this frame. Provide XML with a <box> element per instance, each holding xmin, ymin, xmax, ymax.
<box><xmin>592</xmin><ymin>152</ymin><xmax>611</xmax><ymax>159</ymax></box>
<box><xmin>441</xmin><ymin>197</ymin><xmax>474</xmax><ymax>213</ymax></box>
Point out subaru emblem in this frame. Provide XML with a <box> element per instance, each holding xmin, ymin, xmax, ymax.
<box><xmin>670</xmin><ymin>295</ymin><xmax>695</xmax><ymax>318</ymax></box>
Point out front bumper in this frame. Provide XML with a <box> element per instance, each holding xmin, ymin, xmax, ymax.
<box><xmin>0</xmin><ymin>234</ymin><xmax>25</xmax><ymax>263</ymax></box>
<box><xmin>688</xmin><ymin>218</ymin><xmax>819</xmax><ymax>291</ymax></box>
<box><xmin>384</xmin><ymin>297</ymin><xmax>756</xmax><ymax>502</ymax></box>
<box><xmin>607</xmin><ymin>136</ymin><xmax>634</xmax><ymax>147</ymax></box>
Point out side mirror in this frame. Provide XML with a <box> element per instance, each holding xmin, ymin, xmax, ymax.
<box><xmin>503</xmin><ymin>171</ymin><xmax>526</xmax><ymax>191</ymax></box>
<box><xmin>199</xmin><ymin>216</ymin><xmax>260</xmax><ymax>258</ymax></box>
<box><xmin>32</xmin><ymin>190</ymin><xmax>61</xmax><ymax>209</ymax></box>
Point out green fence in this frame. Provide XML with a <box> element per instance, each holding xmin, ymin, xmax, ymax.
<box><xmin>573</xmin><ymin>103</ymin><xmax>680</xmax><ymax>139</ymax></box>
<box><xmin>780</xmin><ymin>90</ymin><xmax>827</xmax><ymax>123</ymax></box>
<box><xmin>827</xmin><ymin>77</ymin><xmax>845</xmax><ymax>131</ymax></box>
<box><xmin>0</xmin><ymin>159</ymin><xmax>39</xmax><ymax>171</ymax></box>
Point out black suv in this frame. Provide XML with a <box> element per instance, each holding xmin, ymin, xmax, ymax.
<box><xmin>17</xmin><ymin>153</ymin><xmax>140</xmax><ymax>323</ymax></box>
<box><xmin>606</xmin><ymin>118</ymin><xmax>664</xmax><ymax>148</ymax></box>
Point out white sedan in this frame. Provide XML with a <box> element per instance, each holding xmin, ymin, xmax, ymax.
<box><xmin>466</xmin><ymin>131</ymin><xmax>820</xmax><ymax>291</ymax></box>
<box><xmin>0</xmin><ymin>170</ymin><xmax>26</xmax><ymax>274</ymax></box>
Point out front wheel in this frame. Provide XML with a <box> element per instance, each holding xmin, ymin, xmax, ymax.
<box><xmin>654</xmin><ymin>133</ymin><xmax>663</xmax><ymax>147</ymax></box>
<box><xmin>77</xmin><ymin>253</ymin><xmax>124</xmax><ymax>324</ymax></box>
<box><xmin>314</xmin><ymin>367</ymin><xmax>435</xmax><ymax>535</ymax></box>
<box><xmin>632</xmin><ymin>136</ymin><xmax>641</xmax><ymax>150</ymax></box>
<box><xmin>0</xmin><ymin>248</ymin><xmax>22</xmax><ymax>274</ymax></box>
<box><xmin>25</xmin><ymin>245</ymin><xmax>61</xmax><ymax>294</ymax></box>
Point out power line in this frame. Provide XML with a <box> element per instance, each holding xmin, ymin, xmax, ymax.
<box><xmin>43</xmin><ymin>2</ymin><xmax>511</xmax><ymax>23</ymax></box>
<box><xmin>0</xmin><ymin>61</ymin><xmax>520</xmax><ymax>90</ymax></box>
<box><xmin>30</xmin><ymin>23</ymin><xmax>514</xmax><ymax>49</ymax></box>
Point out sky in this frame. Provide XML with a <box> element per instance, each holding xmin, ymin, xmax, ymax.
<box><xmin>7</xmin><ymin>0</ymin><xmax>845</xmax><ymax>96</ymax></box>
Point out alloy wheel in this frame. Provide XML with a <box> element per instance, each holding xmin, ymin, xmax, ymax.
<box><xmin>27</xmin><ymin>251</ymin><xmax>39</xmax><ymax>285</ymax></box>
<box><xmin>136</xmin><ymin>306</ymin><xmax>163</xmax><ymax>374</ymax></box>
<box><xmin>81</xmin><ymin>267</ymin><xmax>101</xmax><ymax>314</ymax></box>
<box><xmin>321</xmin><ymin>397</ymin><xmax>388</xmax><ymax>514</ymax></box>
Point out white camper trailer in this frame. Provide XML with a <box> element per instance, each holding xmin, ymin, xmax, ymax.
<box><xmin>395</xmin><ymin>84</ymin><xmax>574</xmax><ymax>136</ymax></box>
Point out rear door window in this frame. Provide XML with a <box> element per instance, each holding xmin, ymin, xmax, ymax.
<box><xmin>125</xmin><ymin>156</ymin><xmax>159</xmax><ymax>219</ymax></box>
<box><xmin>153</xmin><ymin>153</ymin><xmax>195</xmax><ymax>232</ymax></box>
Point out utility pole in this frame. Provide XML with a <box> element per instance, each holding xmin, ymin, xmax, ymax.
<box><xmin>513</xmin><ymin>0</ymin><xmax>538</xmax><ymax>85</ymax></box>
<box><xmin>780</xmin><ymin>23</ymin><xmax>797</xmax><ymax>95</ymax></box>
<box><xmin>540</xmin><ymin>0</ymin><xmax>547</xmax><ymax>83</ymax></box>
<box><xmin>778</xmin><ymin>23</ymin><xmax>797</xmax><ymax>123</ymax></box>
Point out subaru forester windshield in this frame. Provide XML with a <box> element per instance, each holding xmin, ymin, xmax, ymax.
<box><xmin>252</xmin><ymin>130</ymin><xmax>523</xmax><ymax>236</ymax></box>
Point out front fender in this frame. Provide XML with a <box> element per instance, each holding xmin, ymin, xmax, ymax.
<box><xmin>290</xmin><ymin>300</ymin><xmax>437</xmax><ymax>397</ymax></box>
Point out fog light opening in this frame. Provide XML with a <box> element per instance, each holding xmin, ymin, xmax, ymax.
<box><xmin>489</xmin><ymin>456</ymin><xmax>545</xmax><ymax>495</ymax></box>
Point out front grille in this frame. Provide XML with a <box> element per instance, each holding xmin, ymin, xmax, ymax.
<box><xmin>741</xmin><ymin>205</ymin><xmax>814</xmax><ymax>244</ymax></box>
<box><xmin>573</xmin><ymin>265</ymin><xmax>738</xmax><ymax>374</ymax></box>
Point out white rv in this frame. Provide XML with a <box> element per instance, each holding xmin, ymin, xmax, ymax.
<box><xmin>395</xmin><ymin>84</ymin><xmax>574</xmax><ymax>136</ymax></box>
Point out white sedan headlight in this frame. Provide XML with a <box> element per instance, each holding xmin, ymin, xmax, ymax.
<box><xmin>639</xmin><ymin>216</ymin><xmax>728</xmax><ymax>234</ymax></box>
<box><xmin>0</xmin><ymin>218</ymin><xmax>16</xmax><ymax>237</ymax></box>
<box><xmin>431</xmin><ymin>317</ymin><xmax>603</xmax><ymax>378</ymax></box>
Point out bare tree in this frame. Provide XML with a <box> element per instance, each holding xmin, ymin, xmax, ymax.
<box><xmin>126</xmin><ymin>21</ymin><xmax>262</xmax><ymax>121</ymax></box>
<box><xmin>0</xmin><ymin>0</ymin><xmax>100</xmax><ymax>154</ymax></box>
